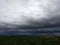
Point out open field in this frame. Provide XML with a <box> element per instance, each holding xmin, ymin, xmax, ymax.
<box><xmin>0</xmin><ymin>35</ymin><xmax>60</xmax><ymax>45</ymax></box>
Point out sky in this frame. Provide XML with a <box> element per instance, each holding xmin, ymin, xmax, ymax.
<box><xmin>0</xmin><ymin>0</ymin><xmax>60</xmax><ymax>35</ymax></box>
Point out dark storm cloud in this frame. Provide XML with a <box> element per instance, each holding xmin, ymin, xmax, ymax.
<box><xmin>0</xmin><ymin>0</ymin><xmax>60</xmax><ymax>34</ymax></box>
<box><xmin>16</xmin><ymin>0</ymin><xmax>60</xmax><ymax>30</ymax></box>
<box><xmin>16</xmin><ymin>15</ymin><xmax>60</xmax><ymax>29</ymax></box>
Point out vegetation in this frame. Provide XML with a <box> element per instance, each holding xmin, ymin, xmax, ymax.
<box><xmin>0</xmin><ymin>35</ymin><xmax>60</xmax><ymax>45</ymax></box>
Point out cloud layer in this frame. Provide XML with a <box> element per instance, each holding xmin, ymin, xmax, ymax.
<box><xmin>0</xmin><ymin>0</ymin><xmax>60</xmax><ymax>33</ymax></box>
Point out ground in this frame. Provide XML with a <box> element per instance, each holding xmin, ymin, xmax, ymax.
<box><xmin>0</xmin><ymin>35</ymin><xmax>60</xmax><ymax>45</ymax></box>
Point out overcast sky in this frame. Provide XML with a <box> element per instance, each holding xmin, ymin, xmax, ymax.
<box><xmin>0</xmin><ymin>0</ymin><xmax>60</xmax><ymax>33</ymax></box>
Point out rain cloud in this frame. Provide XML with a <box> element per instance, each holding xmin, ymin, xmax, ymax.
<box><xmin>0</xmin><ymin>0</ymin><xmax>60</xmax><ymax>33</ymax></box>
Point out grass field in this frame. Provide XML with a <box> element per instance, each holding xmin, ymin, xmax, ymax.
<box><xmin>0</xmin><ymin>35</ymin><xmax>60</xmax><ymax>45</ymax></box>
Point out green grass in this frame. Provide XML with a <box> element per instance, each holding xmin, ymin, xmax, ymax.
<box><xmin>0</xmin><ymin>35</ymin><xmax>60</xmax><ymax>45</ymax></box>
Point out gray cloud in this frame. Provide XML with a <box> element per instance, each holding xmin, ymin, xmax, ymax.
<box><xmin>0</xmin><ymin>0</ymin><xmax>60</xmax><ymax>34</ymax></box>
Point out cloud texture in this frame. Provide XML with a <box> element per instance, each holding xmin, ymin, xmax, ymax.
<box><xmin>0</xmin><ymin>0</ymin><xmax>60</xmax><ymax>35</ymax></box>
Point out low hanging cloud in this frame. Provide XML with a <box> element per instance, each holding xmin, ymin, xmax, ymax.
<box><xmin>0</xmin><ymin>0</ymin><xmax>60</xmax><ymax>32</ymax></box>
